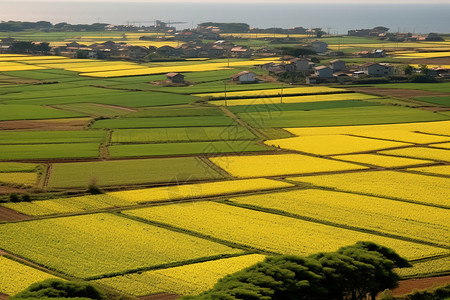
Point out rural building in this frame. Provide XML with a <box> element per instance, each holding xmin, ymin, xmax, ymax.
<box><xmin>311</xmin><ymin>41</ymin><xmax>328</xmax><ymax>53</ymax></box>
<box><xmin>329</xmin><ymin>60</ymin><xmax>346</xmax><ymax>71</ymax></box>
<box><xmin>333</xmin><ymin>72</ymin><xmax>352</xmax><ymax>83</ymax></box>
<box><xmin>125</xmin><ymin>46</ymin><xmax>150</xmax><ymax>59</ymax></box>
<box><xmin>373</xmin><ymin>49</ymin><xmax>386</xmax><ymax>58</ymax></box>
<box><xmin>314</xmin><ymin>66</ymin><xmax>333</xmax><ymax>78</ymax></box>
<box><xmin>288</xmin><ymin>58</ymin><xmax>310</xmax><ymax>72</ymax></box>
<box><xmin>166</xmin><ymin>72</ymin><xmax>185</xmax><ymax>83</ymax></box>
<box><xmin>231</xmin><ymin>71</ymin><xmax>258</xmax><ymax>83</ymax></box>
<box><xmin>360</xmin><ymin>63</ymin><xmax>394</xmax><ymax>77</ymax></box>
<box><xmin>230</xmin><ymin>46</ymin><xmax>252</xmax><ymax>58</ymax></box>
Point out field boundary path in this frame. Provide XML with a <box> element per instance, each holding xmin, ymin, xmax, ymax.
<box><xmin>388</xmin><ymin>275</ymin><xmax>450</xmax><ymax>297</ymax></box>
<box><xmin>219</xmin><ymin>106</ymin><xmax>269</xmax><ymax>140</ymax></box>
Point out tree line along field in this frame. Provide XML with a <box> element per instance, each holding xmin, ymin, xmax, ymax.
<box><xmin>0</xmin><ymin>52</ymin><xmax>449</xmax><ymax>299</ymax></box>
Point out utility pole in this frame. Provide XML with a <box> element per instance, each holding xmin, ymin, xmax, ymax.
<box><xmin>280</xmin><ymin>84</ymin><xmax>284</xmax><ymax>104</ymax></box>
<box><xmin>224</xmin><ymin>80</ymin><xmax>227</xmax><ymax>106</ymax></box>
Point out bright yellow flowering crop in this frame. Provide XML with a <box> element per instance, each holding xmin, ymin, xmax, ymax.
<box><xmin>2</xmin><ymin>194</ymin><xmax>131</xmax><ymax>216</ymax></box>
<box><xmin>431</xmin><ymin>142</ymin><xmax>450</xmax><ymax>150</ymax></box>
<box><xmin>354</xmin><ymin>130</ymin><xmax>450</xmax><ymax>144</ymax></box>
<box><xmin>230</xmin><ymin>189</ymin><xmax>449</xmax><ymax>246</ymax></box>
<box><xmin>197</xmin><ymin>86</ymin><xmax>344</xmax><ymax>99</ymax></box>
<box><xmin>332</xmin><ymin>153</ymin><xmax>433</xmax><ymax>167</ymax></box>
<box><xmin>380</xmin><ymin>147</ymin><xmax>450</xmax><ymax>162</ymax></box>
<box><xmin>0</xmin><ymin>172</ymin><xmax>36</xmax><ymax>186</ymax></box>
<box><xmin>0</xmin><ymin>256</ymin><xmax>58</xmax><ymax>295</ymax></box>
<box><xmin>0</xmin><ymin>55</ymin><xmax>68</xmax><ymax>61</ymax></box>
<box><xmin>289</xmin><ymin>171</ymin><xmax>450</xmax><ymax>207</ymax></box>
<box><xmin>209</xmin><ymin>93</ymin><xmax>379</xmax><ymax>106</ymax></box>
<box><xmin>0</xmin><ymin>62</ymin><xmax>47</xmax><ymax>71</ymax></box>
<box><xmin>395</xmin><ymin>51</ymin><xmax>450</xmax><ymax>58</ymax></box>
<box><xmin>209</xmin><ymin>154</ymin><xmax>367</xmax><ymax>178</ymax></box>
<box><xmin>408</xmin><ymin>165</ymin><xmax>450</xmax><ymax>176</ymax></box>
<box><xmin>0</xmin><ymin>213</ymin><xmax>241</xmax><ymax>278</ymax></box>
<box><xmin>286</xmin><ymin>120</ymin><xmax>450</xmax><ymax>136</ymax></box>
<box><xmin>60</xmin><ymin>64</ymin><xmax>148</xmax><ymax>73</ymax></box>
<box><xmin>265</xmin><ymin>135</ymin><xmax>410</xmax><ymax>155</ymax></box>
<box><xmin>395</xmin><ymin>256</ymin><xmax>450</xmax><ymax>277</ymax></box>
<box><xmin>109</xmin><ymin>178</ymin><xmax>293</xmax><ymax>203</ymax></box>
<box><xmin>96</xmin><ymin>254</ymin><xmax>266</xmax><ymax>296</ymax></box>
<box><xmin>124</xmin><ymin>202</ymin><xmax>446</xmax><ymax>260</ymax></box>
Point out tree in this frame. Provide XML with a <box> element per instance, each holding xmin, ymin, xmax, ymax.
<box><xmin>401</xmin><ymin>65</ymin><xmax>414</xmax><ymax>75</ymax></box>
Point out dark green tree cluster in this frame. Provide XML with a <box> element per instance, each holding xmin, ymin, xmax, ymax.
<box><xmin>0</xmin><ymin>21</ymin><xmax>108</xmax><ymax>32</ymax></box>
<box><xmin>9</xmin><ymin>279</ymin><xmax>105</xmax><ymax>300</ymax></box>
<box><xmin>10</xmin><ymin>41</ymin><xmax>51</xmax><ymax>54</ymax></box>
<box><xmin>275</xmin><ymin>46</ymin><xmax>316</xmax><ymax>57</ymax></box>
<box><xmin>184</xmin><ymin>242</ymin><xmax>411</xmax><ymax>300</ymax></box>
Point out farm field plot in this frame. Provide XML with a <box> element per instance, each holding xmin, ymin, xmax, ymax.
<box><xmin>0</xmin><ymin>172</ymin><xmax>36</xmax><ymax>185</ymax></box>
<box><xmin>109</xmin><ymin>141</ymin><xmax>271</xmax><ymax>158</ymax></box>
<box><xmin>332</xmin><ymin>154</ymin><xmax>433</xmax><ymax>168</ymax></box>
<box><xmin>0</xmin><ymin>104</ymin><xmax>85</xmax><ymax>121</ymax></box>
<box><xmin>265</xmin><ymin>135</ymin><xmax>410</xmax><ymax>155</ymax></box>
<box><xmin>352</xmin><ymin>130</ymin><xmax>450</xmax><ymax>144</ymax></box>
<box><xmin>109</xmin><ymin>178</ymin><xmax>293</xmax><ymax>204</ymax></box>
<box><xmin>209</xmin><ymin>93</ymin><xmax>381</xmax><ymax>106</ymax></box>
<box><xmin>0</xmin><ymin>143</ymin><xmax>100</xmax><ymax>160</ymax></box>
<box><xmin>380</xmin><ymin>147</ymin><xmax>450</xmax><ymax>162</ymax></box>
<box><xmin>238</xmin><ymin>106</ymin><xmax>449</xmax><ymax>128</ymax></box>
<box><xmin>229</xmin><ymin>189</ymin><xmax>449</xmax><ymax>246</ymax></box>
<box><xmin>0</xmin><ymin>62</ymin><xmax>47</xmax><ymax>72</ymax></box>
<box><xmin>124</xmin><ymin>202</ymin><xmax>446</xmax><ymax>260</ymax></box>
<box><xmin>407</xmin><ymin>165</ymin><xmax>450</xmax><ymax>176</ymax></box>
<box><xmin>430</xmin><ymin>142</ymin><xmax>450</xmax><ymax>150</ymax></box>
<box><xmin>0</xmin><ymin>118</ymin><xmax>92</xmax><ymax>131</ymax></box>
<box><xmin>373</xmin><ymin>82</ymin><xmax>450</xmax><ymax>93</ymax></box>
<box><xmin>285</xmin><ymin>120</ymin><xmax>450</xmax><ymax>136</ymax></box>
<box><xmin>0</xmin><ymin>256</ymin><xmax>58</xmax><ymax>296</ymax></box>
<box><xmin>414</xmin><ymin>96</ymin><xmax>450</xmax><ymax>107</ymax></box>
<box><xmin>52</xmin><ymin>103</ymin><xmax>135</xmax><ymax>117</ymax></box>
<box><xmin>92</xmin><ymin>116</ymin><xmax>235</xmax><ymax>129</ymax></box>
<box><xmin>395</xmin><ymin>51</ymin><xmax>450</xmax><ymax>58</ymax></box>
<box><xmin>95</xmin><ymin>254</ymin><xmax>266</xmax><ymax>296</ymax></box>
<box><xmin>125</xmin><ymin>106</ymin><xmax>224</xmax><ymax>118</ymax></box>
<box><xmin>1</xmin><ymin>194</ymin><xmax>131</xmax><ymax>216</ymax></box>
<box><xmin>209</xmin><ymin>154</ymin><xmax>367</xmax><ymax>178</ymax></box>
<box><xmin>0</xmin><ymin>213</ymin><xmax>241</xmax><ymax>278</ymax></box>
<box><xmin>0</xmin><ymin>130</ymin><xmax>106</xmax><ymax>144</ymax></box>
<box><xmin>290</xmin><ymin>171</ymin><xmax>450</xmax><ymax>207</ymax></box>
<box><xmin>47</xmin><ymin>157</ymin><xmax>224</xmax><ymax>188</ymax></box>
<box><xmin>0</xmin><ymin>162</ymin><xmax>39</xmax><ymax>172</ymax></box>
<box><xmin>111</xmin><ymin>126</ymin><xmax>257</xmax><ymax>143</ymax></box>
<box><xmin>196</xmin><ymin>86</ymin><xmax>346</xmax><ymax>99</ymax></box>
<box><xmin>395</xmin><ymin>256</ymin><xmax>450</xmax><ymax>277</ymax></box>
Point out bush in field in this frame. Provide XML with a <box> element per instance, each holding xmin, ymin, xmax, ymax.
<box><xmin>10</xmin><ymin>279</ymin><xmax>105</xmax><ymax>299</ymax></box>
<box><xmin>408</xmin><ymin>74</ymin><xmax>437</xmax><ymax>83</ymax></box>
<box><xmin>21</xmin><ymin>194</ymin><xmax>31</xmax><ymax>202</ymax></box>
<box><xmin>184</xmin><ymin>241</ymin><xmax>411</xmax><ymax>300</ymax></box>
<box><xmin>9</xmin><ymin>193</ymin><xmax>20</xmax><ymax>202</ymax></box>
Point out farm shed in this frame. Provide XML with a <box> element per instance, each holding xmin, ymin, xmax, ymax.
<box><xmin>231</xmin><ymin>71</ymin><xmax>258</xmax><ymax>83</ymax></box>
<box><xmin>314</xmin><ymin>66</ymin><xmax>333</xmax><ymax>78</ymax></box>
<box><xmin>360</xmin><ymin>63</ymin><xmax>393</xmax><ymax>77</ymax></box>
<box><xmin>166</xmin><ymin>72</ymin><xmax>185</xmax><ymax>83</ymax></box>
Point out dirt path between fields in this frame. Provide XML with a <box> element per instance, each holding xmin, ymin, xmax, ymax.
<box><xmin>0</xmin><ymin>292</ymin><xmax>8</xmax><ymax>300</ymax></box>
<box><xmin>0</xmin><ymin>206</ymin><xmax>30</xmax><ymax>222</ymax></box>
<box><xmin>0</xmin><ymin>186</ymin><xmax>26</xmax><ymax>195</ymax></box>
<box><xmin>390</xmin><ymin>275</ymin><xmax>450</xmax><ymax>296</ymax></box>
<box><xmin>139</xmin><ymin>294</ymin><xmax>180</xmax><ymax>300</ymax></box>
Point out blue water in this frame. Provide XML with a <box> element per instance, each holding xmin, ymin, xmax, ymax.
<box><xmin>1</xmin><ymin>2</ymin><xmax>449</xmax><ymax>34</ymax></box>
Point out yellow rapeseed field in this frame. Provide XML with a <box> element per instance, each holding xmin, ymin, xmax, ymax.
<box><xmin>209</xmin><ymin>93</ymin><xmax>378</xmax><ymax>106</ymax></box>
<box><xmin>0</xmin><ymin>62</ymin><xmax>47</xmax><ymax>72</ymax></box>
<box><xmin>0</xmin><ymin>172</ymin><xmax>36</xmax><ymax>186</ymax></box>
<box><xmin>0</xmin><ymin>55</ymin><xmax>68</xmax><ymax>62</ymax></box>
<box><xmin>353</xmin><ymin>130</ymin><xmax>450</xmax><ymax>144</ymax></box>
<box><xmin>220</xmin><ymin>33</ymin><xmax>310</xmax><ymax>38</ymax></box>
<box><xmin>109</xmin><ymin>178</ymin><xmax>294</xmax><ymax>203</ymax></box>
<box><xmin>407</xmin><ymin>165</ymin><xmax>450</xmax><ymax>176</ymax></box>
<box><xmin>395</xmin><ymin>256</ymin><xmax>450</xmax><ymax>277</ymax></box>
<box><xmin>0</xmin><ymin>213</ymin><xmax>241</xmax><ymax>278</ymax></box>
<box><xmin>395</xmin><ymin>51</ymin><xmax>450</xmax><ymax>58</ymax></box>
<box><xmin>2</xmin><ymin>194</ymin><xmax>131</xmax><ymax>216</ymax></box>
<box><xmin>124</xmin><ymin>202</ymin><xmax>446</xmax><ymax>260</ymax></box>
<box><xmin>0</xmin><ymin>256</ymin><xmax>58</xmax><ymax>296</ymax></box>
<box><xmin>197</xmin><ymin>86</ymin><xmax>345</xmax><ymax>98</ymax></box>
<box><xmin>265</xmin><ymin>135</ymin><xmax>410</xmax><ymax>155</ymax></box>
<box><xmin>286</xmin><ymin>120</ymin><xmax>450</xmax><ymax>137</ymax></box>
<box><xmin>230</xmin><ymin>189</ymin><xmax>449</xmax><ymax>246</ymax></box>
<box><xmin>431</xmin><ymin>142</ymin><xmax>450</xmax><ymax>150</ymax></box>
<box><xmin>332</xmin><ymin>153</ymin><xmax>433</xmax><ymax>167</ymax></box>
<box><xmin>380</xmin><ymin>147</ymin><xmax>450</xmax><ymax>162</ymax></box>
<box><xmin>96</xmin><ymin>254</ymin><xmax>266</xmax><ymax>296</ymax></box>
<box><xmin>289</xmin><ymin>171</ymin><xmax>450</xmax><ymax>207</ymax></box>
<box><xmin>61</xmin><ymin>64</ymin><xmax>149</xmax><ymax>73</ymax></box>
<box><xmin>209</xmin><ymin>154</ymin><xmax>367</xmax><ymax>178</ymax></box>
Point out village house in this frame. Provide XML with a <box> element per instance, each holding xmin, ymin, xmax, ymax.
<box><xmin>166</xmin><ymin>72</ymin><xmax>185</xmax><ymax>84</ymax></box>
<box><xmin>0</xmin><ymin>38</ymin><xmax>14</xmax><ymax>53</ymax></box>
<box><xmin>124</xmin><ymin>46</ymin><xmax>150</xmax><ymax>59</ymax></box>
<box><xmin>231</xmin><ymin>71</ymin><xmax>258</xmax><ymax>83</ymax></box>
<box><xmin>287</xmin><ymin>58</ymin><xmax>310</xmax><ymax>72</ymax></box>
<box><xmin>230</xmin><ymin>46</ymin><xmax>252</xmax><ymax>58</ymax></box>
<box><xmin>156</xmin><ymin>45</ymin><xmax>181</xmax><ymax>57</ymax></box>
<box><xmin>359</xmin><ymin>62</ymin><xmax>394</xmax><ymax>77</ymax></box>
<box><xmin>314</xmin><ymin>66</ymin><xmax>333</xmax><ymax>78</ymax></box>
<box><xmin>329</xmin><ymin>59</ymin><xmax>346</xmax><ymax>71</ymax></box>
<box><xmin>311</xmin><ymin>40</ymin><xmax>328</xmax><ymax>53</ymax></box>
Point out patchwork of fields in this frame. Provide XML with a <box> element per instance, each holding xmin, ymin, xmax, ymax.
<box><xmin>0</xmin><ymin>50</ymin><xmax>449</xmax><ymax>299</ymax></box>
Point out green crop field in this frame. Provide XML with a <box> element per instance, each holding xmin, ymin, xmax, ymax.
<box><xmin>46</xmin><ymin>157</ymin><xmax>224</xmax><ymax>188</ymax></box>
<box><xmin>111</xmin><ymin>126</ymin><xmax>257</xmax><ymax>143</ymax></box>
<box><xmin>0</xmin><ymin>104</ymin><xmax>85</xmax><ymax>121</ymax></box>
<box><xmin>0</xmin><ymin>213</ymin><xmax>241</xmax><ymax>278</ymax></box>
<box><xmin>0</xmin><ymin>130</ymin><xmax>106</xmax><ymax>144</ymax></box>
<box><xmin>109</xmin><ymin>141</ymin><xmax>271</xmax><ymax>158</ymax></box>
<box><xmin>237</xmin><ymin>106</ymin><xmax>450</xmax><ymax>128</ymax></box>
<box><xmin>414</xmin><ymin>96</ymin><xmax>450</xmax><ymax>107</ymax></box>
<box><xmin>124</xmin><ymin>106</ymin><xmax>224</xmax><ymax>118</ymax></box>
<box><xmin>0</xmin><ymin>162</ymin><xmax>39</xmax><ymax>172</ymax></box>
<box><xmin>0</xmin><ymin>143</ymin><xmax>101</xmax><ymax>160</ymax></box>
<box><xmin>52</xmin><ymin>103</ymin><xmax>134</xmax><ymax>117</ymax></box>
<box><xmin>92</xmin><ymin>115</ymin><xmax>236</xmax><ymax>129</ymax></box>
<box><xmin>373</xmin><ymin>82</ymin><xmax>450</xmax><ymax>93</ymax></box>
